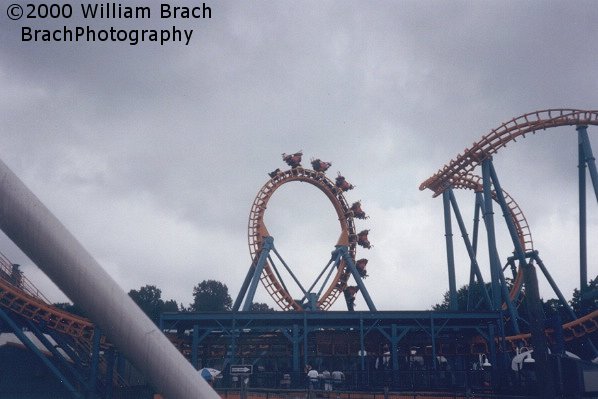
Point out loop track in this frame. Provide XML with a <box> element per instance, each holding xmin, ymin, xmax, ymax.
<box><xmin>248</xmin><ymin>167</ymin><xmax>357</xmax><ymax>310</ymax></box>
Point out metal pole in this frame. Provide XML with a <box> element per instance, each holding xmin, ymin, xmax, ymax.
<box><xmin>360</xmin><ymin>317</ymin><xmax>365</xmax><ymax>371</ymax></box>
<box><xmin>577</xmin><ymin>125</ymin><xmax>598</xmax><ymax>201</ymax></box>
<box><xmin>481</xmin><ymin>159</ymin><xmax>502</xmax><ymax>311</ymax></box>
<box><xmin>578</xmin><ymin>128</ymin><xmax>588</xmax><ymax>292</ymax></box>
<box><xmin>339</xmin><ymin>246</ymin><xmax>377</xmax><ymax>311</ymax></box>
<box><xmin>0</xmin><ymin>308</ymin><xmax>82</xmax><ymax>399</ymax></box>
<box><xmin>192</xmin><ymin>324</ymin><xmax>199</xmax><ymax>369</ymax></box>
<box><xmin>242</xmin><ymin>236</ymin><xmax>274</xmax><ymax>311</ymax></box>
<box><xmin>443</xmin><ymin>190</ymin><xmax>458</xmax><ymax>310</ymax></box>
<box><xmin>448</xmin><ymin>190</ymin><xmax>492</xmax><ymax>309</ymax></box>
<box><xmin>89</xmin><ymin>326</ymin><xmax>101</xmax><ymax>398</ymax></box>
<box><xmin>533</xmin><ymin>253</ymin><xmax>598</xmax><ymax>357</ymax></box>
<box><xmin>0</xmin><ymin>158</ymin><xmax>219</xmax><ymax>399</ymax></box>
<box><xmin>292</xmin><ymin>324</ymin><xmax>300</xmax><ymax>373</ymax></box>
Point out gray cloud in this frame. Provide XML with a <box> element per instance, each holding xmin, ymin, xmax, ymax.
<box><xmin>1</xmin><ymin>1</ymin><xmax>597</xmax><ymax>311</ymax></box>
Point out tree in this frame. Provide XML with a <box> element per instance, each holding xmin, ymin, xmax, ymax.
<box><xmin>250</xmin><ymin>302</ymin><xmax>274</xmax><ymax>311</ymax></box>
<box><xmin>163</xmin><ymin>299</ymin><xmax>180</xmax><ymax>313</ymax></box>
<box><xmin>190</xmin><ymin>280</ymin><xmax>232</xmax><ymax>312</ymax></box>
<box><xmin>570</xmin><ymin>277</ymin><xmax>598</xmax><ymax>317</ymax></box>
<box><xmin>129</xmin><ymin>284</ymin><xmax>179</xmax><ymax>325</ymax></box>
<box><xmin>432</xmin><ymin>283</ymin><xmax>492</xmax><ymax>311</ymax></box>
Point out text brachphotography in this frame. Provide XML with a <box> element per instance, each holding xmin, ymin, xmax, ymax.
<box><xmin>22</xmin><ymin>25</ymin><xmax>193</xmax><ymax>46</ymax></box>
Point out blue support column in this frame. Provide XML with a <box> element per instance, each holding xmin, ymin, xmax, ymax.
<box><xmin>487</xmin><ymin>162</ymin><xmax>553</xmax><ymax>396</ymax></box>
<box><xmin>578</xmin><ymin>127</ymin><xmax>588</xmax><ymax>292</ymax></box>
<box><xmin>89</xmin><ymin>326</ymin><xmax>102</xmax><ymax>398</ymax></box>
<box><xmin>242</xmin><ymin>236</ymin><xmax>274</xmax><ymax>311</ymax></box>
<box><xmin>391</xmin><ymin>324</ymin><xmax>399</xmax><ymax>371</ymax></box>
<box><xmin>338</xmin><ymin>246</ymin><xmax>377</xmax><ymax>311</ymax></box>
<box><xmin>443</xmin><ymin>190</ymin><xmax>458</xmax><ymax>310</ymax></box>
<box><xmin>292</xmin><ymin>324</ymin><xmax>300</xmax><ymax>372</ymax></box>
<box><xmin>482</xmin><ymin>158</ymin><xmax>502</xmax><ymax>311</ymax></box>
<box><xmin>230</xmin><ymin>318</ymin><xmax>237</xmax><ymax>367</ymax></box>
<box><xmin>533</xmin><ymin>252</ymin><xmax>598</xmax><ymax>357</ymax></box>
<box><xmin>192</xmin><ymin>324</ymin><xmax>199</xmax><ymax>369</ymax></box>
<box><xmin>468</xmin><ymin>193</ymin><xmax>484</xmax><ymax>310</ymax></box>
<box><xmin>430</xmin><ymin>316</ymin><xmax>437</xmax><ymax>371</ymax></box>
<box><xmin>488</xmin><ymin>324</ymin><xmax>498</xmax><ymax>385</ymax></box>
<box><xmin>359</xmin><ymin>317</ymin><xmax>366</xmax><ymax>371</ymax></box>
<box><xmin>303</xmin><ymin>314</ymin><xmax>308</xmax><ymax>370</ymax></box>
<box><xmin>0</xmin><ymin>308</ymin><xmax>82</xmax><ymax>398</ymax></box>
<box><xmin>448</xmin><ymin>189</ymin><xmax>492</xmax><ymax>309</ymax></box>
<box><xmin>26</xmin><ymin>320</ymin><xmax>89</xmax><ymax>390</ymax></box>
<box><xmin>577</xmin><ymin>125</ymin><xmax>598</xmax><ymax>201</ymax></box>
<box><xmin>104</xmin><ymin>348</ymin><xmax>115</xmax><ymax>399</ymax></box>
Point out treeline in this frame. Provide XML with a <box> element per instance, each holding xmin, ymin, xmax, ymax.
<box><xmin>433</xmin><ymin>277</ymin><xmax>598</xmax><ymax>320</ymax></box>
<box><xmin>54</xmin><ymin>279</ymin><xmax>274</xmax><ymax>325</ymax></box>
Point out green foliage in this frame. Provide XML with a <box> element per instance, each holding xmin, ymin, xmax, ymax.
<box><xmin>571</xmin><ymin>276</ymin><xmax>598</xmax><ymax>317</ymax></box>
<box><xmin>250</xmin><ymin>302</ymin><xmax>275</xmax><ymax>311</ymax></box>
<box><xmin>432</xmin><ymin>283</ymin><xmax>492</xmax><ymax>311</ymax></box>
<box><xmin>128</xmin><ymin>284</ymin><xmax>180</xmax><ymax>325</ymax></box>
<box><xmin>190</xmin><ymin>280</ymin><xmax>232</xmax><ymax>312</ymax></box>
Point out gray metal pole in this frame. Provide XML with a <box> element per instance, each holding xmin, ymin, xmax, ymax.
<box><xmin>0</xmin><ymin>159</ymin><xmax>219</xmax><ymax>399</ymax></box>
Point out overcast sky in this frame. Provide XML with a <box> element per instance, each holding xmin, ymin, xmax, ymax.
<box><xmin>1</xmin><ymin>1</ymin><xmax>597</xmax><ymax>313</ymax></box>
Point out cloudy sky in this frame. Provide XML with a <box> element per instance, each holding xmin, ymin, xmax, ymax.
<box><xmin>0</xmin><ymin>1</ymin><xmax>596</xmax><ymax>313</ymax></box>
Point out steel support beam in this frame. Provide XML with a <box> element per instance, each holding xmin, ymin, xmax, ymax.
<box><xmin>338</xmin><ymin>246</ymin><xmax>377</xmax><ymax>311</ymax></box>
<box><xmin>448</xmin><ymin>189</ymin><xmax>492</xmax><ymax>309</ymax></box>
<box><xmin>0</xmin><ymin>158</ymin><xmax>219</xmax><ymax>399</ymax></box>
<box><xmin>481</xmin><ymin>158</ymin><xmax>502</xmax><ymax>311</ymax></box>
<box><xmin>578</xmin><ymin>127</ymin><xmax>588</xmax><ymax>293</ymax></box>
<box><xmin>487</xmin><ymin>161</ymin><xmax>553</xmax><ymax>397</ymax></box>
<box><xmin>468</xmin><ymin>193</ymin><xmax>483</xmax><ymax>310</ymax></box>
<box><xmin>0</xmin><ymin>308</ymin><xmax>82</xmax><ymax>398</ymax></box>
<box><xmin>292</xmin><ymin>324</ymin><xmax>300</xmax><ymax>372</ymax></box>
<box><xmin>442</xmin><ymin>190</ymin><xmax>458</xmax><ymax>310</ymax></box>
<box><xmin>533</xmin><ymin>252</ymin><xmax>598</xmax><ymax>357</ymax></box>
<box><xmin>89</xmin><ymin>326</ymin><xmax>102</xmax><ymax>398</ymax></box>
<box><xmin>241</xmin><ymin>236</ymin><xmax>274</xmax><ymax>311</ymax></box>
<box><xmin>577</xmin><ymin>125</ymin><xmax>598</xmax><ymax>201</ymax></box>
<box><xmin>26</xmin><ymin>320</ymin><xmax>89</xmax><ymax>391</ymax></box>
<box><xmin>192</xmin><ymin>324</ymin><xmax>199</xmax><ymax>369</ymax></box>
<box><xmin>359</xmin><ymin>317</ymin><xmax>365</xmax><ymax>371</ymax></box>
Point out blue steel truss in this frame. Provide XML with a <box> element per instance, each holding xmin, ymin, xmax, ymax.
<box><xmin>233</xmin><ymin>236</ymin><xmax>376</xmax><ymax>312</ymax></box>
<box><xmin>439</xmin><ymin>125</ymin><xmax>598</xmax><ymax>358</ymax></box>
<box><xmin>160</xmin><ymin>310</ymin><xmax>503</xmax><ymax>377</ymax></box>
<box><xmin>0</xmin><ymin>306</ymin><xmax>116</xmax><ymax>398</ymax></box>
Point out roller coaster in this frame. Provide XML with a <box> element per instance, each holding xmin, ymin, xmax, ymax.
<box><xmin>0</xmin><ymin>109</ymin><xmax>597</xmax><ymax>398</ymax></box>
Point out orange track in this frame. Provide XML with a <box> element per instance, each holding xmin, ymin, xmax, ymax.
<box><xmin>451</xmin><ymin>174</ymin><xmax>531</xmax><ymax>307</ymax></box>
<box><xmin>420</xmin><ymin>109</ymin><xmax>598</xmax><ymax>350</ymax></box>
<box><xmin>248</xmin><ymin>167</ymin><xmax>358</xmax><ymax>311</ymax></box>
<box><xmin>0</xmin><ymin>252</ymin><xmax>95</xmax><ymax>341</ymax></box>
<box><xmin>421</xmin><ymin>109</ymin><xmax>598</xmax><ymax>197</ymax></box>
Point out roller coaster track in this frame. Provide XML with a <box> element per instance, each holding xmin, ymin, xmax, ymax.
<box><xmin>0</xmin><ymin>251</ymin><xmax>128</xmax><ymax>388</ymax></box>
<box><xmin>420</xmin><ymin>109</ymin><xmax>598</xmax><ymax>197</ymax></box>
<box><xmin>451</xmin><ymin>173</ymin><xmax>531</xmax><ymax>308</ymax></box>
<box><xmin>421</xmin><ymin>109</ymin><xmax>598</xmax><ymax>351</ymax></box>
<box><xmin>0</xmin><ymin>252</ymin><xmax>95</xmax><ymax>340</ymax></box>
<box><xmin>504</xmin><ymin>309</ymin><xmax>598</xmax><ymax>351</ymax></box>
<box><xmin>248</xmin><ymin>166</ymin><xmax>358</xmax><ymax>311</ymax></box>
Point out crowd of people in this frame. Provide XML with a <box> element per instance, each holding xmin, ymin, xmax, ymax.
<box><xmin>304</xmin><ymin>365</ymin><xmax>345</xmax><ymax>391</ymax></box>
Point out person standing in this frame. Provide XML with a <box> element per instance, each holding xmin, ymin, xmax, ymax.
<box><xmin>321</xmin><ymin>369</ymin><xmax>332</xmax><ymax>391</ymax></box>
<box><xmin>331</xmin><ymin>369</ymin><xmax>344</xmax><ymax>390</ymax></box>
<box><xmin>307</xmin><ymin>366</ymin><xmax>320</xmax><ymax>390</ymax></box>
